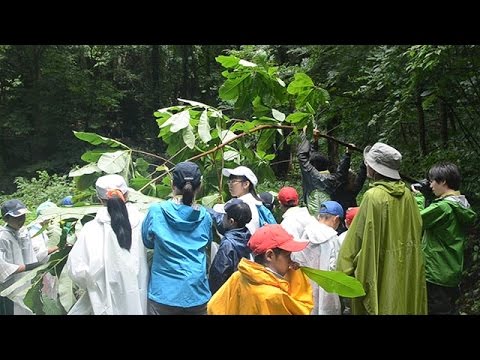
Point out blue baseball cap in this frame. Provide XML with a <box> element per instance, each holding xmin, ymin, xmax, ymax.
<box><xmin>319</xmin><ymin>201</ymin><xmax>344</xmax><ymax>219</ymax></box>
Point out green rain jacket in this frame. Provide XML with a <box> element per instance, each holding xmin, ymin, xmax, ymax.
<box><xmin>415</xmin><ymin>191</ymin><xmax>477</xmax><ymax>287</ymax></box>
<box><xmin>337</xmin><ymin>180</ymin><xmax>427</xmax><ymax>315</ymax></box>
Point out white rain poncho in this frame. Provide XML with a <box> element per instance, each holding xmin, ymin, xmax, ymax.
<box><xmin>0</xmin><ymin>226</ymin><xmax>39</xmax><ymax>315</ymax></box>
<box><xmin>66</xmin><ymin>203</ymin><xmax>148</xmax><ymax>315</ymax></box>
<box><xmin>291</xmin><ymin>221</ymin><xmax>341</xmax><ymax>315</ymax></box>
<box><xmin>280</xmin><ymin>206</ymin><xmax>317</xmax><ymax>239</ymax></box>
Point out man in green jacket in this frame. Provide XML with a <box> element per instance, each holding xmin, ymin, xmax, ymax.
<box><xmin>337</xmin><ymin>142</ymin><xmax>427</xmax><ymax>315</ymax></box>
<box><xmin>412</xmin><ymin>162</ymin><xmax>476</xmax><ymax>314</ymax></box>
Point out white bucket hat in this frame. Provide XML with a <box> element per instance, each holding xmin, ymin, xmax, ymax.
<box><xmin>95</xmin><ymin>174</ymin><xmax>129</xmax><ymax>200</ymax></box>
<box><xmin>364</xmin><ymin>142</ymin><xmax>402</xmax><ymax>180</ymax></box>
<box><xmin>222</xmin><ymin>166</ymin><xmax>258</xmax><ymax>187</ymax></box>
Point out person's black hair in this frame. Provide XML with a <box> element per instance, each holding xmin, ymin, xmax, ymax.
<box><xmin>259</xmin><ymin>192</ymin><xmax>274</xmax><ymax>211</ymax></box>
<box><xmin>310</xmin><ymin>152</ymin><xmax>330</xmax><ymax>171</ymax></box>
<box><xmin>107</xmin><ymin>197</ymin><xmax>132</xmax><ymax>251</ymax></box>
<box><xmin>226</xmin><ymin>201</ymin><xmax>252</xmax><ymax>228</ymax></box>
<box><xmin>428</xmin><ymin>162</ymin><xmax>461</xmax><ymax>190</ymax></box>
<box><xmin>181</xmin><ymin>182</ymin><xmax>195</xmax><ymax>206</ymax></box>
<box><xmin>254</xmin><ymin>248</ymin><xmax>284</xmax><ymax>265</ymax></box>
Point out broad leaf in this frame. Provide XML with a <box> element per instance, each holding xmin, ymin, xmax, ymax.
<box><xmin>300</xmin><ymin>267</ymin><xmax>365</xmax><ymax>298</ymax></box>
<box><xmin>161</xmin><ymin>110</ymin><xmax>191</xmax><ymax>133</ymax></box>
<box><xmin>182</xmin><ymin>125</ymin><xmax>195</xmax><ymax>149</ymax></box>
<box><xmin>73</xmin><ymin>131</ymin><xmax>128</xmax><ymax>149</ymax></box>
<box><xmin>223</xmin><ymin>150</ymin><xmax>239</xmax><ymax>162</ymax></box>
<box><xmin>219</xmin><ymin>73</ymin><xmax>250</xmax><ymax>101</ymax></box>
<box><xmin>97</xmin><ymin>150</ymin><xmax>129</xmax><ymax>174</ymax></box>
<box><xmin>58</xmin><ymin>268</ymin><xmax>76</xmax><ymax>313</ymax></box>
<box><xmin>219</xmin><ymin>130</ymin><xmax>236</xmax><ymax>144</ymax></box>
<box><xmin>69</xmin><ymin>163</ymin><xmax>101</xmax><ymax>177</ymax></box>
<box><xmin>287</xmin><ymin>73</ymin><xmax>314</xmax><ymax>95</ymax></box>
<box><xmin>201</xmin><ymin>193</ymin><xmax>223</xmax><ymax>208</ymax></box>
<box><xmin>216</xmin><ymin>55</ymin><xmax>240</xmax><ymax>69</ymax></box>
<box><xmin>81</xmin><ymin>149</ymin><xmax>114</xmax><ymax>163</ymax></box>
<box><xmin>42</xmin><ymin>294</ymin><xmax>66</xmax><ymax>315</ymax></box>
<box><xmin>239</xmin><ymin>59</ymin><xmax>257</xmax><ymax>67</ymax></box>
<box><xmin>286</xmin><ymin>112</ymin><xmax>310</xmax><ymax>124</ymax></box>
<box><xmin>178</xmin><ymin>98</ymin><xmax>209</xmax><ymax>108</ymax></box>
<box><xmin>272</xmin><ymin>108</ymin><xmax>286</xmax><ymax>122</ymax></box>
<box><xmin>198</xmin><ymin>110</ymin><xmax>212</xmax><ymax>143</ymax></box>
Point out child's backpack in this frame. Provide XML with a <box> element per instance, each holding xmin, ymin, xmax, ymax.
<box><xmin>256</xmin><ymin>204</ymin><xmax>277</xmax><ymax>227</ymax></box>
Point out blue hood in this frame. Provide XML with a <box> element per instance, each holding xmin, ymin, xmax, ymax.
<box><xmin>161</xmin><ymin>201</ymin><xmax>209</xmax><ymax>231</ymax></box>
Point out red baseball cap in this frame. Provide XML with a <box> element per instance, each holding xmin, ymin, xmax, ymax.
<box><xmin>345</xmin><ymin>207</ymin><xmax>359</xmax><ymax>227</ymax></box>
<box><xmin>248</xmin><ymin>224</ymin><xmax>308</xmax><ymax>255</ymax></box>
<box><xmin>278</xmin><ymin>187</ymin><xmax>299</xmax><ymax>206</ymax></box>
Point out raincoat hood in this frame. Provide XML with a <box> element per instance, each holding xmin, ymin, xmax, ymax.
<box><xmin>237</xmin><ymin>258</ymin><xmax>289</xmax><ymax>292</ymax></box>
<box><xmin>282</xmin><ymin>207</ymin><xmax>316</xmax><ymax>229</ymax></box>
<box><xmin>302</xmin><ymin>221</ymin><xmax>337</xmax><ymax>244</ymax></box>
<box><xmin>371</xmin><ymin>180</ymin><xmax>406</xmax><ymax>197</ymax></box>
<box><xmin>442</xmin><ymin>192</ymin><xmax>476</xmax><ymax>226</ymax></box>
<box><xmin>160</xmin><ymin>201</ymin><xmax>208</xmax><ymax>231</ymax></box>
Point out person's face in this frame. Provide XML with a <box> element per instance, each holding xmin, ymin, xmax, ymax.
<box><xmin>266</xmin><ymin>248</ymin><xmax>293</xmax><ymax>276</ymax></box>
<box><xmin>222</xmin><ymin>213</ymin><xmax>235</xmax><ymax>230</ymax></box>
<box><xmin>227</xmin><ymin>176</ymin><xmax>249</xmax><ymax>197</ymax></box>
<box><xmin>430</xmin><ymin>179</ymin><xmax>447</xmax><ymax>197</ymax></box>
<box><xmin>6</xmin><ymin>214</ymin><xmax>26</xmax><ymax>230</ymax></box>
<box><xmin>365</xmin><ymin>163</ymin><xmax>375</xmax><ymax>179</ymax></box>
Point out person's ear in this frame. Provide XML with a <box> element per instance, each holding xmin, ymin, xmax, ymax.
<box><xmin>264</xmin><ymin>249</ymin><xmax>274</xmax><ymax>262</ymax></box>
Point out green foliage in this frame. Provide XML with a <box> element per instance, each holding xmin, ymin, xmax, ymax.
<box><xmin>0</xmin><ymin>171</ymin><xmax>74</xmax><ymax>223</ymax></box>
<box><xmin>300</xmin><ymin>267</ymin><xmax>366</xmax><ymax>298</ymax></box>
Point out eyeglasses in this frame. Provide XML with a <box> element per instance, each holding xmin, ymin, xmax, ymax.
<box><xmin>227</xmin><ymin>179</ymin><xmax>244</xmax><ymax>185</ymax></box>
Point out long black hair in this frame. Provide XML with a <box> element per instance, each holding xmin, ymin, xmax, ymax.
<box><xmin>106</xmin><ymin>196</ymin><xmax>132</xmax><ymax>251</ymax></box>
<box><xmin>182</xmin><ymin>182</ymin><xmax>195</xmax><ymax>206</ymax></box>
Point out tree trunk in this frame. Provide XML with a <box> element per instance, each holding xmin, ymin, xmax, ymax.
<box><xmin>439</xmin><ymin>98</ymin><xmax>448</xmax><ymax>147</ymax></box>
<box><xmin>415</xmin><ymin>86</ymin><xmax>427</xmax><ymax>156</ymax></box>
<box><xmin>151</xmin><ymin>45</ymin><xmax>161</xmax><ymax>106</ymax></box>
<box><xmin>326</xmin><ymin>115</ymin><xmax>340</xmax><ymax>171</ymax></box>
<box><xmin>181</xmin><ymin>45</ymin><xmax>190</xmax><ymax>98</ymax></box>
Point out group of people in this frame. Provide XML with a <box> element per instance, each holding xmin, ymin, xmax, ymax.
<box><xmin>0</xmin><ymin>133</ymin><xmax>476</xmax><ymax>315</ymax></box>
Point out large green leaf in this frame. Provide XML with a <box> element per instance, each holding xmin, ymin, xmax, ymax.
<box><xmin>252</xmin><ymin>96</ymin><xmax>270</xmax><ymax>117</ymax></box>
<box><xmin>183</xmin><ymin>125</ymin><xmax>195</xmax><ymax>149</ymax></box>
<box><xmin>272</xmin><ymin>108</ymin><xmax>285</xmax><ymax>122</ymax></box>
<box><xmin>0</xmin><ymin>263</ymin><xmax>50</xmax><ymax>298</ymax></box>
<box><xmin>81</xmin><ymin>149</ymin><xmax>114</xmax><ymax>163</ymax></box>
<box><xmin>42</xmin><ymin>294</ymin><xmax>66</xmax><ymax>315</ymax></box>
<box><xmin>160</xmin><ymin>110</ymin><xmax>191</xmax><ymax>133</ymax></box>
<box><xmin>300</xmin><ymin>267</ymin><xmax>366</xmax><ymax>298</ymax></box>
<box><xmin>216</xmin><ymin>55</ymin><xmax>240</xmax><ymax>69</ymax></box>
<box><xmin>219</xmin><ymin>73</ymin><xmax>250</xmax><ymax>101</ymax></box>
<box><xmin>201</xmin><ymin>193</ymin><xmax>223</xmax><ymax>208</ymax></box>
<box><xmin>286</xmin><ymin>112</ymin><xmax>310</xmax><ymax>124</ymax></box>
<box><xmin>24</xmin><ymin>278</ymin><xmax>45</xmax><ymax>314</ymax></box>
<box><xmin>219</xmin><ymin>130</ymin><xmax>236</xmax><ymax>144</ymax></box>
<box><xmin>73</xmin><ymin>131</ymin><xmax>128</xmax><ymax>149</ymax></box>
<box><xmin>257</xmin><ymin>129</ymin><xmax>276</xmax><ymax>153</ymax></box>
<box><xmin>287</xmin><ymin>73</ymin><xmax>314</xmax><ymax>95</ymax></box>
<box><xmin>178</xmin><ymin>98</ymin><xmax>209</xmax><ymax>108</ymax></box>
<box><xmin>69</xmin><ymin>163</ymin><xmax>101</xmax><ymax>177</ymax></box>
<box><xmin>58</xmin><ymin>268</ymin><xmax>76</xmax><ymax>313</ymax></box>
<box><xmin>198</xmin><ymin>110</ymin><xmax>212</xmax><ymax>144</ymax></box>
<box><xmin>97</xmin><ymin>150</ymin><xmax>129</xmax><ymax>174</ymax></box>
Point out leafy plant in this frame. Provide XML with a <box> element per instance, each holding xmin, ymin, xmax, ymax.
<box><xmin>301</xmin><ymin>267</ymin><xmax>365</xmax><ymax>298</ymax></box>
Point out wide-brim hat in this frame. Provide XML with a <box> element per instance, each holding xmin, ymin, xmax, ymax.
<box><xmin>364</xmin><ymin>143</ymin><xmax>402</xmax><ymax>180</ymax></box>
